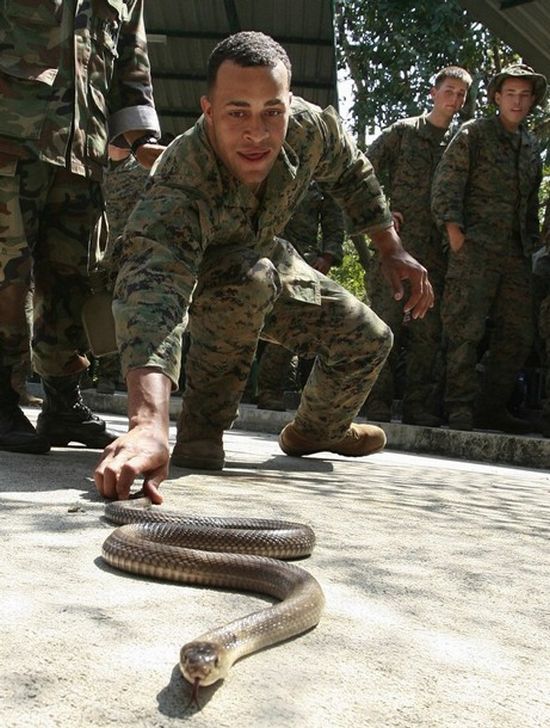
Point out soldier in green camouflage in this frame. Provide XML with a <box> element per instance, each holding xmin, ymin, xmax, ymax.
<box><xmin>432</xmin><ymin>64</ymin><xmax>547</xmax><ymax>433</ymax></box>
<box><xmin>363</xmin><ymin>66</ymin><xmax>472</xmax><ymax>427</ymax></box>
<box><xmin>256</xmin><ymin>180</ymin><xmax>345</xmax><ymax>411</ymax></box>
<box><xmin>94</xmin><ymin>31</ymin><xmax>434</xmax><ymax>504</ymax></box>
<box><xmin>0</xmin><ymin>0</ymin><xmax>163</xmax><ymax>454</ymax></box>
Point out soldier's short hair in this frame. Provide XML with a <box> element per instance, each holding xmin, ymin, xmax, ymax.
<box><xmin>206</xmin><ymin>31</ymin><xmax>292</xmax><ymax>90</ymax></box>
<box><xmin>433</xmin><ymin>66</ymin><xmax>473</xmax><ymax>88</ymax></box>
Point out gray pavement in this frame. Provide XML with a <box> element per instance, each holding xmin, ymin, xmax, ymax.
<box><xmin>1</xmin><ymin>406</ymin><xmax>549</xmax><ymax>728</ymax></box>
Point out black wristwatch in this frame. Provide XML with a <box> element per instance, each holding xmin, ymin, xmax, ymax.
<box><xmin>130</xmin><ymin>134</ymin><xmax>159</xmax><ymax>156</ymax></box>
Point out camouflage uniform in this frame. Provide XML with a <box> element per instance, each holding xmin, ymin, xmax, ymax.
<box><xmin>0</xmin><ymin>0</ymin><xmax>159</xmax><ymax>376</ymax></box>
<box><xmin>113</xmin><ymin>97</ymin><xmax>394</xmax><ymax>441</ymax></box>
<box><xmin>96</xmin><ymin>154</ymin><xmax>150</xmax><ymax>386</ymax></box>
<box><xmin>364</xmin><ymin>114</ymin><xmax>450</xmax><ymax>421</ymax></box>
<box><xmin>257</xmin><ymin>180</ymin><xmax>345</xmax><ymax>408</ymax></box>
<box><xmin>432</xmin><ymin>115</ymin><xmax>542</xmax><ymax>418</ymax></box>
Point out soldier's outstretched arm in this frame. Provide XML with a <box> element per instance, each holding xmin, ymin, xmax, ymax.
<box><xmin>370</xmin><ymin>226</ymin><xmax>434</xmax><ymax>319</ymax></box>
<box><xmin>94</xmin><ymin>368</ymin><xmax>172</xmax><ymax>504</ymax></box>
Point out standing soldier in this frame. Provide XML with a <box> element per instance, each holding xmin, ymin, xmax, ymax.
<box><xmin>363</xmin><ymin>66</ymin><xmax>472</xmax><ymax>426</ymax></box>
<box><xmin>256</xmin><ymin>180</ymin><xmax>345</xmax><ymax>411</ymax></box>
<box><xmin>432</xmin><ymin>64</ymin><xmax>546</xmax><ymax>433</ymax></box>
<box><xmin>0</xmin><ymin>1</ymin><xmax>163</xmax><ymax>454</ymax></box>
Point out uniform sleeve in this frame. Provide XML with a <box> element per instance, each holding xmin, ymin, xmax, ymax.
<box><xmin>311</xmin><ymin>106</ymin><xmax>393</xmax><ymax>235</ymax></box>
<box><xmin>431</xmin><ymin>125</ymin><xmax>472</xmax><ymax>231</ymax></box>
<box><xmin>366</xmin><ymin>124</ymin><xmax>401</xmax><ymax>190</ymax></box>
<box><xmin>112</xmin><ymin>150</ymin><xmax>204</xmax><ymax>387</ymax></box>
<box><xmin>318</xmin><ymin>190</ymin><xmax>345</xmax><ymax>264</ymax></box>
<box><xmin>107</xmin><ymin>0</ymin><xmax>160</xmax><ymax>139</ymax></box>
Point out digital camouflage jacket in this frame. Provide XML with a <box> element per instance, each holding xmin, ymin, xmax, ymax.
<box><xmin>367</xmin><ymin>113</ymin><xmax>449</xmax><ymax>258</ymax></box>
<box><xmin>0</xmin><ymin>0</ymin><xmax>159</xmax><ymax>179</ymax></box>
<box><xmin>432</xmin><ymin>115</ymin><xmax>542</xmax><ymax>257</ymax></box>
<box><xmin>112</xmin><ymin>97</ymin><xmax>392</xmax><ymax>383</ymax></box>
<box><xmin>282</xmin><ymin>180</ymin><xmax>345</xmax><ymax>265</ymax></box>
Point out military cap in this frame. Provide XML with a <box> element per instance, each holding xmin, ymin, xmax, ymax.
<box><xmin>487</xmin><ymin>63</ymin><xmax>547</xmax><ymax>106</ymax></box>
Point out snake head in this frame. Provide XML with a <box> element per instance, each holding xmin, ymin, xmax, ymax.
<box><xmin>179</xmin><ymin>640</ymin><xmax>228</xmax><ymax>687</ymax></box>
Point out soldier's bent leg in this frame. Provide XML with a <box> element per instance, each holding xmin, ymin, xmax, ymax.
<box><xmin>172</xmin><ymin>256</ymin><xmax>281</xmax><ymax>469</ymax></box>
<box><xmin>263</xmin><ymin>274</ymin><xmax>392</xmax><ymax>455</ymax></box>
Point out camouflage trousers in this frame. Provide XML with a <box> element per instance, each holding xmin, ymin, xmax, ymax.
<box><xmin>256</xmin><ymin>342</ymin><xmax>297</xmax><ymax>399</ymax></box>
<box><xmin>179</xmin><ymin>255</ymin><xmax>393</xmax><ymax>440</ymax></box>
<box><xmin>442</xmin><ymin>246</ymin><xmax>534</xmax><ymax>410</ymax></box>
<box><xmin>0</xmin><ymin>156</ymin><xmax>102</xmax><ymax>376</ymax></box>
<box><xmin>363</xmin><ymin>250</ymin><xmax>445</xmax><ymax>416</ymax></box>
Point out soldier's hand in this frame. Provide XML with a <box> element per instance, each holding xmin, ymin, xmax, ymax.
<box><xmin>370</xmin><ymin>226</ymin><xmax>434</xmax><ymax>319</ymax></box>
<box><xmin>134</xmin><ymin>143</ymin><xmax>166</xmax><ymax>169</ymax></box>
<box><xmin>445</xmin><ymin>222</ymin><xmax>465</xmax><ymax>253</ymax></box>
<box><xmin>94</xmin><ymin>425</ymin><xmax>169</xmax><ymax>504</ymax></box>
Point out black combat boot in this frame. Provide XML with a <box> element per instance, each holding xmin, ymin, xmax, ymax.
<box><xmin>0</xmin><ymin>365</ymin><xmax>50</xmax><ymax>454</ymax></box>
<box><xmin>36</xmin><ymin>373</ymin><xmax>118</xmax><ymax>448</ymax></box>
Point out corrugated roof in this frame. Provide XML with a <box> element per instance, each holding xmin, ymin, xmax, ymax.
<box><xmin>459</xmin><ymin>0</ymin><xmax>550</xmax><ymax>77</ymax></box>
<box><xmin>144</xmin><ymin>0</ymin><xmax>338</xmax><ymax>137</ymax></box>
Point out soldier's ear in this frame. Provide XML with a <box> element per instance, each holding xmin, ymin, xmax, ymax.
<box><xmin>200</xmin><ymin>96</ymin><xmax>212</xmax><ymax>123</ymax></box>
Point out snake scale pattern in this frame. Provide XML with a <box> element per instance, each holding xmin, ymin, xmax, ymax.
<box><xmin>101</xmin><ymin>498</ymin><xmax>325</xmax><ymax>702</ymax></box>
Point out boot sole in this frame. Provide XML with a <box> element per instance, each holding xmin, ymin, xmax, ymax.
<box><xmin>0</xmin><ymin>441</ymin><xmax>50</xmax><ymax>454</ymax></box>
<box><xmin>171</xmin><ymin>453</ymin><xmax>225</xmax><ymax>470</ymax></box>
<box><xmin>279</xmin><ymin>439</ymin><xmax>386</xmax><ymax>458</ymax></box>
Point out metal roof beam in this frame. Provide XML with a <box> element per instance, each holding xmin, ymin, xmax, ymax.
<box><xmin>459</xmin><ymin>0</ymin><xmax>550</xmax><ymax>76</ymax></box>
<box><xmin>146</xmin><ymin>29</ymin><xmax>333</xmax><ymax>47</ymax></box>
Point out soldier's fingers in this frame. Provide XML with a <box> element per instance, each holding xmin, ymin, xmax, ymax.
<box><xmin>114</xmin><ymin>453</ymin><xmax>168</xmax><ymax>502</ymax></box>
<box><xmin>384</xmin><ymin>267</ymin><xmax>404</xmax><ymax>302</ymax></box>
<box><xmin>142</xmin><ymin>477</ymin><xmax>164</xmax><ymax>505</ymax></box>
<box><xmin>406</xmin><ymin>277</ymin><xmax>434</xmax><ymax>319</ymax></box>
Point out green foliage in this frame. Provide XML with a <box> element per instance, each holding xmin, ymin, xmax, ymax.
<box><xmin>329</xmin><ymin>238</ymin><xmax>368</xmax><ymax>300</ymax></box>
<box><xmin>335</xmin><ymin>0</ymin><xmax>520</xmax><ymax>145</ymax></box>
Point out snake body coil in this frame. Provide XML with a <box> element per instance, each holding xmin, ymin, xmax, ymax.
<box><xmin>102</xmin><ymin>499</ymin><xmax>325</xmax><ymax>698</ymax></box>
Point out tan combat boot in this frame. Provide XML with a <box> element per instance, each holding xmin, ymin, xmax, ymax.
<box><xmin>279</xmin><ymin>420</ymin><xmax>387</xmax><ymax>458</ymax></box>
<box><xmin>171</xmin><ymin>415</ymin><xmax>225</xmax><ymax>470</ymax></box>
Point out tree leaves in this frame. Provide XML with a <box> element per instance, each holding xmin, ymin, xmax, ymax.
<box><xmin>335</xmin><ymin>0</ymin><xmax>519</xmax><ymax>144</ymax></box>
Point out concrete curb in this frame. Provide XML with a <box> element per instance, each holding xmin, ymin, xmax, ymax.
<box><xmin>79</xmin><ymin>390</ymin><xmax>550</xmax><ymax>470</ymax></box>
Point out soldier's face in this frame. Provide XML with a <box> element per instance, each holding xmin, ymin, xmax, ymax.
<box><xmin>201</xmin><ymin>60</ymin><xmax>292</xmax><ymax>192</ymax></box>
<box><xmin>430</xmin><ymin>78</ymin><xmax>469</xmax><ymax>120</ymax></box>
<box><xmin>495</xmin><ymin>78</ymin><xmax>535</xmax><ymax>131</ymax></box>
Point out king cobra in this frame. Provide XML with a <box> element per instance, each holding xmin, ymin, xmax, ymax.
<box><xmin>101</xmin><ymin>498</ymin><xmax>325</xmax><ymax>704</ymax></box>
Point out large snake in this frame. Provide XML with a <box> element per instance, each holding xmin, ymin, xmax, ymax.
<box><xmin>101</xmin><ymin>498</ymin><xmax>325</xmax><ymax>704</ymax></box>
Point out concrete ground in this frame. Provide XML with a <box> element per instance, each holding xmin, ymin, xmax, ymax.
<box><xmin>1</xmin><ymin>407</ymin><xmax>549</xmax><ymax>728</ymax></box>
